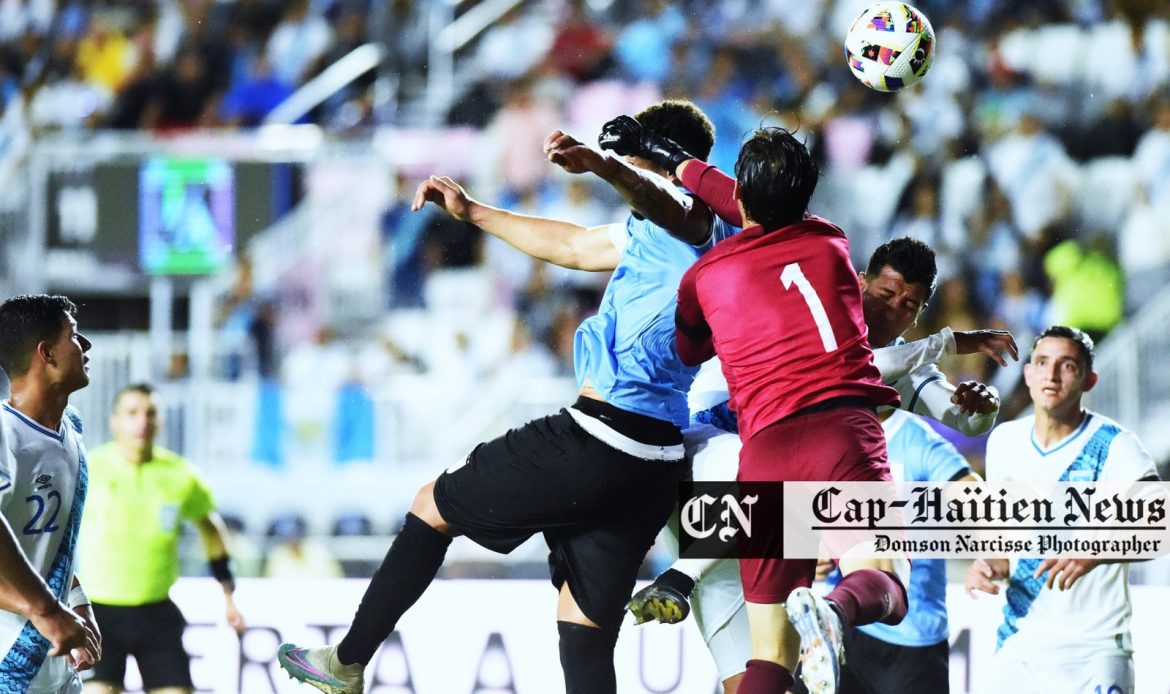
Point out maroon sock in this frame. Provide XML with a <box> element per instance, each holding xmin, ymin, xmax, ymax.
<box><xmin>738</xmin><ymin>659</ymin><xmax>794</xmax><ymax>693</ymax></box>
<box><xmin>824</xmin><ymin>568</ymin><xmax>908</xmax><ymax>627</ymax></box>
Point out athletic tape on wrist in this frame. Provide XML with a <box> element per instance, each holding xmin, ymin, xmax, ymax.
<box><xmin>68</xmin><ymin>585</ymin><xmax>90</xmax><ymax>608</ymax></box>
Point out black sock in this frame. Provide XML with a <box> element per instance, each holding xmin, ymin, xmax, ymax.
<box><xmin>558</xmin><ymin>621</ymin><xmax>618</xmax><ymax>694</ymax></box>
<box><xmin>337</xmin><ymin>513</ymin><xmax>451</xmax><ymax>666</ymax></box>
<box><xmin>654</xmin><ymin>568</ymin><xmax>695</xmax><ymax>598</ymax></box>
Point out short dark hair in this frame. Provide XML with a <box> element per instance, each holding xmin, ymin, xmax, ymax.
<box><xmin>734</xmin><ymin>126</ymin><xmax>818</xmax><ymax>231</ymax></box>
<box><xmin>635</xmin><ymin>100</ymin><xmax>715</xmax><ymax>163</ymax></box>
<box><xmin>1032</xmin><ymin>325</ymin><xmax>1095</xmax><ymax>372</ymax></box>
<box><xmin>0</xmin><ymin>295</ymin><xmax>78</xmax><ymax>378</ymax></box>
<box><xmin>113</xmin><ymin>382</ymin><xmax>156</xmax><ymax>407</ymax></box>
<box><xmin>866</xmin><ymin>237</ymin><xmax>939</xmax><ymax>302</ymax></box>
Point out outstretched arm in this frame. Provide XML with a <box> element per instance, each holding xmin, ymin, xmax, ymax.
<box><xmin>412</xmin><ymin>176</ymin><xmax>621</xmax><ymax>271</ymax></box>
<box><xmin>873</xmin><ymin>328</ymin><xmax>1019</xmax><ymax>385</ymax></box>
<box><xmin>596</xmin><ymin>115</ymin><xmax>743</xmax><ymax>230</ymax></box>
<box><xmin>544</xmin><ymin>130</ymin><xmax>714</xmax><ymax>246</ymax></box>
<box><xmin>678</xmin><ymin>160</ymin><xmax>743</xmax><ymax>227</ymax></box>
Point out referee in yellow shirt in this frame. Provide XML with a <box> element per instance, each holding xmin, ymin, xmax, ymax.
<box><xmin>77</xmin><ymin>384</ymin><xmax>245</xmax><ymax>693</ymax></box>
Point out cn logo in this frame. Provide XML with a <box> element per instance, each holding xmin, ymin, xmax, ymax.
<box><xmin>680</xmin><ymin>491</ymin><xmax>758</xmax><ymax>543</ymax></box>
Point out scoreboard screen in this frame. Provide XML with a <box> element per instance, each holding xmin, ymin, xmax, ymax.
<box><xmin>139</xmin><ymin>158</ymin><xmax>236</xmax><ymax>276</ymax></box>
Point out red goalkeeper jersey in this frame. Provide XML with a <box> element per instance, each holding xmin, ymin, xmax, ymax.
<box><xmin>675</xmin><ymin>213</ymin><xmax>899</xmax><ymax>441</ymax></box>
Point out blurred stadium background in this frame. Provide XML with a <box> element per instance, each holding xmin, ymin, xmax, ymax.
<box><xmin>1</xmin><ymin>0</ymin><xmax>1169</xmax><ymax>691</ymax></box>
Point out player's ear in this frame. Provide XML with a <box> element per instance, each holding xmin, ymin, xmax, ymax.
<box><xmin>857</xmin><ymin>272</ymin><xmax>867</xmax><ymax>290</ymax></box>
<box><xmin>1022</xmin><ymin>361</ymin><xmax>1036</xmax><ymax>388</ymax></box>
<box><xmin>1082</xmin><ymin>371</ymin><xmax>1098</xmax><ymax>392</ymax></box>
<box><xmin>35</xmin><ymin>339</ymin><xmax>54</xmax><ymax>366</ymax></box>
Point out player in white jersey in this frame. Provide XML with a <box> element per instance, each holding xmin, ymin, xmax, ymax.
<box><xmin>631</xmin><ymin>239</ymin><xmax>1018</xmax><ymax>692</ymax></box>
<box><xmin>0</xmin><ymin>295</ymin><xmax>101</xmax><ymax>693</ymax></box>
<box><xmin>965</xmin><ymin>326</ymin><xmax>1160</xmax><ymax>694</ymax></box>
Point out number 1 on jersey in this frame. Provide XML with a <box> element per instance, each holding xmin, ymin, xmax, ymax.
<box><xmin>780</xmin><ymin>262</ymin><xmax>838</xmax><ymax>352</ymax></box>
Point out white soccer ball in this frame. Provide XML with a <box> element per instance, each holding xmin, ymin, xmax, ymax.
<box><xmin>844</xmin><ymin>2</ymin><xmax>936</xmax><ymax>92</ymax></box>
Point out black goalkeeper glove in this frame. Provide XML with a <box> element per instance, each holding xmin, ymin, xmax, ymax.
<box><xmin>598</xmin><ymin>115</ymin><xmax>694</xmax><ymax>174</ymax></box>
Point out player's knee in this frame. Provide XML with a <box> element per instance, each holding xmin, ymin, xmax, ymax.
<box><xmin>557</xmin><ymin>621</ymin><xmax>619</xmax><ymax>694</ymax></box>
<box><xmin>409</xmin><ymin>481</ymin><xmax>449</xmax><ymax>534</ymax></box>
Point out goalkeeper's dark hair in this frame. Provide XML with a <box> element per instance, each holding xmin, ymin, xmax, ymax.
<box><xmin>1032</xmin><ymin>325</ymin><xmax>1095</xmax><ymax>373</ymax></box>
<box><xmin>866</xmin><ymin>237</ymin><xmax>939</xmax><ymax>302</ymax></box>
<box><xmin>635</xmin><ymin>100</ymin><xmax>715</xmax><ymax>162</ymax></box>
<box><xmin>735</xmin><ymin>126</ymin><xmax>818</xmax><ymax>232</ymax></box>
<box><xmin>0</xmin><ymin>294</ymin><xmax>78</xmax><ymax>378</ymax></box>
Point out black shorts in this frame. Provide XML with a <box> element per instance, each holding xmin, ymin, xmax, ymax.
<box><xmin>89</xmin><ymin>599</ymin><xmax>193</xmax><ymax>690</ymax></box>
<box><xmin>434</xmin><ymin>407</ymin><xmax>688</xmax><ymax>632</ymax></box>
<box><xmin>795</xmin><ymin>627</ymin><xmax>950</xmax><ymax>694</ymax></box>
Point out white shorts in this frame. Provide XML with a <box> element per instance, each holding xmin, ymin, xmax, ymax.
<box><xmin>697</xmin><ymin>597</ymin><xmax>751</xmax><ymax>682</ymax></box>
<box><xmin>981</xmin><ymin>650</ymin><xmax>1134</xmax><ymax>694</ymax></box>
<box><xmin>682</xmin><ymin>424</ymin><xmax>749</xmax><ymax>678</ymax></box>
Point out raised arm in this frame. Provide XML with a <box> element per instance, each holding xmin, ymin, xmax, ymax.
<box><xmin>873</xmin><ymin>327</ymin><xmax>1018</xmax><ymax>436</ymax></box>
<box><xmin>597</xmin><ymin>115</ymin><xmax>743</xmax><ymax>227</ymax></box>
<box><xmin>544</xmin><ymin>129</ymin><xmax>714</xmax><ymax>245</ymax></box>
<box><xmin>874</xmin><ymin>328</ymin><xmax>1019</xmax><ymax>384</ymax></box>
<box><xmin>412</xmin><ymin>176</ymin><xmax>621</xmax><ymax>271</ymax></box>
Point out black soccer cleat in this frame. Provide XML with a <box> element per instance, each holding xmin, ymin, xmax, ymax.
<box><xmin>626</xmin><ymin>582</ymin><xmax>691</xmax><ymax>625</ymax></box>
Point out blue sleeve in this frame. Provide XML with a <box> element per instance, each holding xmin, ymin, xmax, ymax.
<box><xmin>900</xmin><ymin>416</ymin><xmax>970</xmax><ymax>482</ymax></box>
<box><xmin>63</xmin><ymin>406</ymin><xmax>84</xmax><ymax>438</ymax></box>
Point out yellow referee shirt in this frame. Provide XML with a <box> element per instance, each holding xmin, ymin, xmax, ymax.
<box><xmin>77</xmin><ymin>443</ymin><xmax>216</xmax><ymax>605</ymax></box>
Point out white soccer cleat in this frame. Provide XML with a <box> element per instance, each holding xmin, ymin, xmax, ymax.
<box><xmin>277</xmin><ymin>643</ymin><xmax>365</xmax><ymax>694</ymax></box>
<box><xmin>786</xmin><ymin>587</ymin><xmax>844</xmax><ymax>694</ymax></box>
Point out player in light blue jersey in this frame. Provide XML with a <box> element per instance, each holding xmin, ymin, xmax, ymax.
<box><xmin>0</xmin><ymin>294</ymin><xmax>101</xmax><ymax>693</ymax></box>
<box><xmin>278</xmin><ymin>101</ymin><xmax>734</xmax><ymax>694</ymax></box>
<box><xmin>810</xmin><ymin>410</ymin><xmax>979</xmax><ymax>694</ymax></box>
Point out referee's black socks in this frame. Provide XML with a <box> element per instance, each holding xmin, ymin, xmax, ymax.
<box><xmin>337</xmin><ymin>512</ymin><xmax>451</xmax><ymax>666</ymax></box>
<box><xmin>558</xmin><ymin>621</ymin><xmax>619</xmax><ymax>694</ymax></box>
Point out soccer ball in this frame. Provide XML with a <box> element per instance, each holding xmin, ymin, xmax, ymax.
<box><xmin>844</xmin><ymin>2</ymin><xmax>935</xmax><ymax>92</ymax></box>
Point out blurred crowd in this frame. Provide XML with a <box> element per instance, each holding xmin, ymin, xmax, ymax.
<box><xmin>367</xmin><ymin>0</ymin><xmax>1170</xmax><ymax>452</ymax></box>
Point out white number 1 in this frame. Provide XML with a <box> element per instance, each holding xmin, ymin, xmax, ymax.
<box><xmin>780</xmin><ymin>262</ymin><xmax>838</xmax><ymax>352</ymax></box>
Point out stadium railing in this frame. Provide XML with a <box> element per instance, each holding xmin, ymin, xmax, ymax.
<box><xmin>1090</xmin><ymin>281</ymin><xmax>1170</xmax><ymax>468</ymax></box>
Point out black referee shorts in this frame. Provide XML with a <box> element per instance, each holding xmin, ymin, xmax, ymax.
<box><xmin>434</xmin><ymin>407</ymin><xmax>688</xmax><ymax>632</ymax></box>
<box><xmin>89</xmin><ymin>599</ymin><xmax>193</xmax><ymax>690</ymax></box>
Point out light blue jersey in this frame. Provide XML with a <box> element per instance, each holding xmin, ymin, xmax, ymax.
<box><xmin>574</xmin><ymin>212</ymin><xmax>734</xmax><ymax>427</ymax></box>
<box><xmin>827</xmin><ymin>409</ymin><xmax>970</xmax><ymax>647</ymax></box>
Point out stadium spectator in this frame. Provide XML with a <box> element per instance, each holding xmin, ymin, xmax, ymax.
<box><xmin>1042</xmin><ymin>237</ymin><xmax>1124</xmax><ymax>343</ymax></box>
<box><xmin>265</xmin><ymin>0</ymin><xmax>331</xmax><ymax>87</ymax></box>
<box><xmin>263</xmin><ymin>514</ymin><xmax>343</xmax><ymax>580</ymax></box>
<box><xmin>77</xmin><ymin>383</ymin><xmax>245</xmax><ymax>694</ymax></box>
<box><xmin>219</xmin><ymin>54</ymin><xmax>291</xmax><ymax>127</ymax></box>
